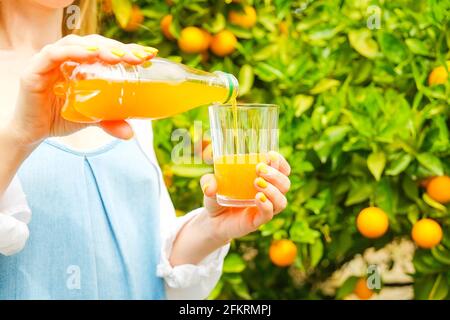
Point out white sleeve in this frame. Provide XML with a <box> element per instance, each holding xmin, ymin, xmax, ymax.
<box><xmin>132</xmin><ymin>120</ymin><xmax>230</xmax><ymax>300</ymax></box>
<box><xmin>0</xmin><ymin>175</ymin><xmax>31</xmax><ymax>256</ymax></box>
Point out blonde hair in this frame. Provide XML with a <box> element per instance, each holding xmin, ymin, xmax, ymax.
<box><xmin>62</xmin><ymin>0</ymin><xmax>97</xmax><ymax>36</ymax></box>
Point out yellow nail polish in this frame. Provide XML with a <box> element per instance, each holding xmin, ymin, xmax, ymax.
<box><xmin>256</xmin><ymin>163</ymin><xmax>268</xmax><ymax>174</ymax></box>
<box><xmin>111</xmin><ymin>48</ymin><xmax>125</xmax><ymax>57</ymax></box>
<box><xmin>133</xmin><ymin>50</ymin><xmax>149</xmax><ymax>59</ymax></box>
<box><xmin>86</xmin><ymin>46</ymin><xmax>99</xmax><ymax>52</ymax></box>
<box><xmin>256</xmin><ymin>177</ymin><xmax>268</xmax><ymax>188</ymax></box>
<box><xmin>143</xmin><ymin>46</ymin><xmax>158</xmax><ymax>55</ymax></box>
<box><xmin>258</xmin><ymin>192</ymin><xmax>267</xmax><ymax>202</ymax></box>
<box><xmin>202</xmin><ymin>183</ymin><xmax>209</xmax><ymax>194</ymax></box>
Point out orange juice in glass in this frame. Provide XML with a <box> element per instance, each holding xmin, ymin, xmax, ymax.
<box><xmin>209</xmin><ymin>104</ymin><xmax>279</xmax><ymax>207</ymax></box>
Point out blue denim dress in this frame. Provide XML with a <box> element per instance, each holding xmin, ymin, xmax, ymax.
<box><xmin>0</xmin><ymin>138</ymin><xmax>166</xmax><ymax>299</ymax></box>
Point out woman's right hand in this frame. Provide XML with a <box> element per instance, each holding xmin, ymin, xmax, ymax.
<box><xmin>9</xmin><ymin>34</ymin><xmax>157</xmax><ymax>148</ymax></box>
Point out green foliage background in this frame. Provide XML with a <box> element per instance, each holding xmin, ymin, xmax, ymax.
<box><xmin>101</xmin><ymin>0</ymin><xmax>450</xmax><ymax>299</ymax></box>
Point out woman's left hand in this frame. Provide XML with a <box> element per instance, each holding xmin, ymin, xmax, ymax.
<box><xmin>200</xmin><ymin>151</ymin><xmax>291</xmax><ymax>244</ymax></box>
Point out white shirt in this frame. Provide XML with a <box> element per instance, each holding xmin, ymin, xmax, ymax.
<box><xmin>0</xmin><ymin>119</ymin><xmax>229</xmax><ymax>300</ymax></box>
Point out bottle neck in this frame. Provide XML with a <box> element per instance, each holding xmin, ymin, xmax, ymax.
<box><xmin>214</xmin><ymin>71</ymin><xmax>239</xmax><ymax>103</ymax></box>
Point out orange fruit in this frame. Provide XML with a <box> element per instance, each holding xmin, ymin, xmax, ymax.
<box><xmin>123</xmin><ymin>5</ymin><xmax>144</xmax><ymax>32</ymax></box>
<box><xmin>356</xmin><ymin>207</ymin><xmax>389</xmax><ymax>239</ymax></box>
<box><xmin>210</xmin><ymin>30</ymin><xmax>237</xmax><ymax>57</ymax></box>
<box><xmin>228</xmin><ymin>6</ymin><xmax>257</xmax><ymax>28</ymax></box>
<box><xmin>426</xmin><ymin>176</ymin><xmax>450</xmax><ymax>204</ymax></box>
<box><xmin>178</xmin><ymin>26</ymin><xmax>210</xmax><ymax>53</ymax></box>
<box><xmin>354</xmin><ymin>278</ymin><xmax>373</xmax><ymax>300</ymax></box>
<box><xmin>428</xmin><ymin>62</ymin><xmax>450</xmax><ymax>86</ymax></box>
<box><xmin>160</xmin><ymin>14</ymin><xmax>175</xmax><ymax>40</ymax></box>
<box><xmin>412</xmin><ymin>218</ymin><xmax>443</xmax><ymax>249</ymax></box>
<box><xmin>269</xmin><ymin>239</ymin><xmax>297</xmax><ymax>267</ymax></box>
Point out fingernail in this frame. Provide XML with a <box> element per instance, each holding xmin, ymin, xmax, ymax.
<box><xmin>133</xmin><ymin>50</ymin><xmax>149</xmax><ymax>59</ymax></box>
<box><xmin>202</xmin><ymin>183</ymin><xmax>209</xmax><ymax>194</ymax></box>
<box><xmin>86</xmin><ymin>46</ymin><xmax>99</xmax><ymax>52</ymax></box>
<box><xmin>257</xmin><ymin>192</ymin><xmax>267</xmax><ymax>202</ymax></box>
<box><xmin>256</xmin><ymin>162</ymin><xmax>269</xmax><ymax>174</ymax></box>
<box><xmin>268</xmin><ymin>151</ymin><xmax>278</xmax><ymax>162</ymax></box>
<box><xmin>256</xmin><ymin>177</ymin><xmax>268</xmax><ymax>188</ymax></box>
<box><xmin>143</xmin><ymin>46</ymin><xmax>158</xmax><ymax>55</ymax></box>
<box><xmin>111</xmin><ymin>48</ymin><xmax>125</xmax><ymax>57</ymax></box>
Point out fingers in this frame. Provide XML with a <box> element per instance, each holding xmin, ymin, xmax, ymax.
<box><xmin>200</xmin><ymin>173</ymin><xmax>218</xmax><ymax>198</ymax></box>
<box><xmin>268</xmin><ymin>151</ymin><xmax>291</xmax><ymax>176</ymax></box>
<box><xmin>252</xmin><ymin>193</ymin><xmax>275</xmax><ymax>227</ymax></box>
<box><xmin>256</xmin><ymin>162</ymin><xmax>290</xmax><ymax>194</ymax></box>
<box><xmin>29</xmin><ymin>34</ymin><xmax>158</xmax><ymax>74</ymax></box>
<box><xmin>99</xmin><ymin>120</ymin><xmax>134</xmax><ymax>140</ymax></box>
<box><xmin>254</xmin><ymin>177</ymin><xmax>287</xmax><ymax>214</ymax></box>
<box><xmin>200</xmin><ymin>174</ymin><xmax>225</xmax><ymax>216</ymax></box>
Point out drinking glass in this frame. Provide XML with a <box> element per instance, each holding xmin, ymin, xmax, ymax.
<box><xmin>209</xmin><ymin>104</ymin><xmax>279</xmax><ymax>207</ymax></box>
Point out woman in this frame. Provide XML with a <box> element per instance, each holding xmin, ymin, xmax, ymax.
<box><xmin>0</xmin><ymin>0</ymin><xmax>291</xmax><ymax>299</ymax></box>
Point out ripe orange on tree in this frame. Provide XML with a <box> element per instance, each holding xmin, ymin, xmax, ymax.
<box><xmin>269</xmin><ymin>239</ymin><xmax>297</xmax><ymax>267</ymax></box>
<box><xmin>123</xmin><ymin>5</ymin><xmax>144</xmax><ymax>32</ymax></box>
<box><xmin>228</xmin><ymin>6</ymin><xmax>257</xmax><ymax>28</ymax></box>
<box><xmin>160</xmin><ymin>14</ymin><xmax>175</xmax><ymax>40</ymax></box>
<box><xmin>353</xmin><ymin>278</ymin><xmax>373</xmax><ymax>300</ymax></box>
<box><xmin>412</xmin><ymin>218</ymin><xmax>443</xmax><ymax>249</ymax></box>
<box><xmin>428</xmin><ymin>62</ymin><xmax>450</xmax><ymax>86</ymax></box>
<box><xmin>356</xmin><ymin>207</ymin><xmax>389</xmax><ymax>239</ymax></box>
<box><xmin>426</xmin><ymin>176</ymin><xmax>450</xmax><ymax>204</ymax></box>
<box><xmin>178</xmin><ymin>27</ymin><xmax>210</xmax><ymax>54</ymax></box>
<box><xmin>210</xmin><ymin>30</ymin><xmax>237</xmax><ymax>57</ymax></box>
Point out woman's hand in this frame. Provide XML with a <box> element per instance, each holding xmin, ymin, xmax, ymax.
<box><xmin>201</xmin><ymin>151</ymin><xmax>291</xmax><ymax>243</ymax></box>
<box><xmin>169</xmin><ymin>151</ymin><xmax>291</xmax><ymax>266</ymax></box>
<box><xmin>10</xmin><ymin>34</ymin><xmax>158</xmax><ymax>148</ymax></box>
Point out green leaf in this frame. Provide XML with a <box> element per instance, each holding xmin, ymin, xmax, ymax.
<box><xmin>310</xmin><ymin>239</ymin><xmax>324</xmax><ymax>268</ymax></box>
<box><xmin>232</xmin><ymin>281</ymin><xmax>252</xmax><ymax>300</ymax></box>
<box><xmin>378</xmin><ymin>32</ymin><xmax>408</xmax><ymax>64</ymax></box>
<box><xmin>405</xmin><ymin>38</ymin><xmax>430</xmax><ymax>56</ymax></box>
<box><xmin>423</xmin><ymin>193</ymin><xmax>447</xmax><ymax>212</ymax></box>
<box><xmin>207</xmin><ymin>280</ymin><xmax>224</xmax><ymax>300</ymax></box>
<box><xmin>431</xmin><ymin>245</ymin><xmax>450</xmax><ymax>265</ymax></box>
<box><xmin>310</xmin><ymin>78</ymin><xmax>340</xmax><ymax>95</ymax></box>
<box><xmin>345</xmin><ymin>183</ymin><xmax>372</xmax><ymax>206</ymax></box>
<box><xmin>367</xmin><ymin>151</ymin><xmax>386</xmax><ymax>181</ymax></box>
<box><xmin>414</xmin><ymin>274</ymin><xmax>449</xmax><ymax>300</ymax></box>
<box><xmin>171</xmin><ymin>164</ymin><xmax>213</xmax><ymax>177</ymax></box>
<box><xmin>416</xmin><ymin>153</ymin><xmax>444</xmax><ymax>176</ymax></box>
<box><xmin>223</xmin><ymin>253</ymin><xmax>246</xmax><ymax>273</ymax></box>
<box><xmin>238</xmin><ymin>64</ymin><xmax>254</xmax><ymax>97</ymax></box>
<box><xmin>290</xmin><ymin>221</ymin><xmax>320</xmax><ymax>244</ymax></box>
<box><xmin>385</xmin><ymin>154</ymin><xmax>413</xmax><ymax>176</ymax></box>
<box><xmin>402</xmin><ymin>175</ymin><xmax>419</xmax><ymax>201</ymax></box>
<box><xmin>259</xmin><ymin>218</ymin><xmax>285</xmax><ymax>236</ymax></box>
<box><xmin>112</xmin><ymin>0</ymin><xmax>132</xmax><ymax>28</ymax></box>
<box><xmin>254</xmin><ymin>63</ymin><xmax>284</xmax><ymax>81</ymax></box>
<box><xmin>348</xmin><ymin>29</ymin><xmax>379</xmax><ymax>59</ymax></box>
<box><xmin>335</xmin><ymin>276</ymin><xmax>359</xmax><ymax>300</ymax></box>
<box><xmin>294</xmin><ymin>94</ymin><xmax>314</xmax><ymax>117</ymax></box>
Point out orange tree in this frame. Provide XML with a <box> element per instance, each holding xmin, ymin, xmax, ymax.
<box><xmin>101</xmin><ymin>0</ymin><xmax>450</xmax><ymax>299</ymax></box>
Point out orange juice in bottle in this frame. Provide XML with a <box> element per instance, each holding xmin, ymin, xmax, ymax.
<box><xmin>57</xmin><ymin>58</ymin><xmax>238</xmax><ymax>122</ymax></box>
